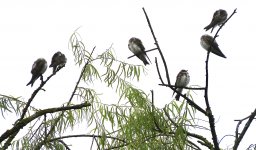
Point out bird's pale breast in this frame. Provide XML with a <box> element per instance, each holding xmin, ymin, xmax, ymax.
<box><xmin>128</xmin><ymin>43</ymin><xmax>141</xmax><ymax>54</ymax></box>
<box><xmin>200</xmin><ymin>39</ymin><xmax>210</xmax><ymax>50</ymax></box>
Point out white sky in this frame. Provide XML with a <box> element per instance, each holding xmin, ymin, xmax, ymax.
<box><xmin>1</xmin><ymin>0</ymin><xmax>256</xmax><ymax>149</ymax></box>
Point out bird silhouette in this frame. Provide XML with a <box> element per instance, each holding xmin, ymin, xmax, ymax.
<box><xmin>204</xmin><ymin>9</ymin><xmax>228</xmax><ymax>33</ymax></box>
<box><xmin>128</xmin><ymin>37</ymin><xmax>150</xmax><ymax>65</ymax></box>
<box><xmin>200</xmin><ymin>34</ymin><xmax>226</xmax><ymax>58</ymax></box>
<box><xmin>173</xmin><ymin>70</ymin><xmax>190</xmax><ymax>101</ymax></box>
<box><xmin>49</xmin><ymin>51</ymin><xmax>67</xmax><ymax>73</ymax></box>
<box><xmin>27</xmin><ymin>58</ymin><xmax>47</xmax><ymax>87</ymax></box>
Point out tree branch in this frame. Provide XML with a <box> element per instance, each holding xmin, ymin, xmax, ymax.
<box><xmin>150</xmin><ymin>90</ymin><xmax>162</xmax><ymax>132</ymax></box>
<box><xmin>34</xmin><ymin>46</ymin><xmax>96</xmax><ymax>149</ymax></box>
<box><xmin>58</xmin><ymin>139</ymin><xmax>71</xmax><ymax>150</ymax></box>
<box><xmin>204</xmin><ymin>8</ymin><xmax>237</xmax><ymax>150</ymax></box>
<box><xmin>155</xmin><ymin>57</ymin><xmax>164</xmax><ymax>84</ymax></box>
<box><xmin>48</xmin><ymin>134</ymin><xmax>126</xmax><ymax>143</ymax></box>
<box><xmin>159</xmin><ymin>83</ymin><xmax>205</xmax><ymax>90</ymax></box>
<box><xmin>233</xmin><ymin>108</ymin><xmax>256</xmax><ymax>150</ymax></box>
<box><xmin>142</xmin><ymin>7</ymin><xmax>171</xmax><ymax>86</ymax></box>
<box><xmin>127</xmin><ymin>48</ymin><xmax>158</xmax><ymax>59</ymax></box>
<box><xmin>0</xmin><ymin>102</ymin><xmax>90</xmax><ymax>149</ymax></box>
<box><xmin>19</xmin><ymin>72</ymin><xmax>55</xmax><ymax>122</ymax></box>
<box><xmin>163</xmin><ymin>107</ymin><xmax>213</xmax><ymax>149</ymax></box>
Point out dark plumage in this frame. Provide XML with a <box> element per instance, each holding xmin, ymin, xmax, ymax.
<box><xmin>27</xmin><ymin>58</ymin><xmax>47</xmax><ymax>87</ymax></box>
<box><xmin>204</xmin><ymin>9</ymin><xmax>228</xmax><ymax>33</ymax></box>
<box><xmin>49</xmin><ymin>51</ymin><xmax>67</xmax><ymax>73</ymax></box>
<box><xmin>128</xmin><ymin>37</ymin><xmax>150</xmax><ymax>66</ymax></box>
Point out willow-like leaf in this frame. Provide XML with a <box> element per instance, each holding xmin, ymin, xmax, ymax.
<box><xmin>82</xmin><ymin>63</ymin><xmax>101</xmax><ymax>83</ymax></box>
<box><xmin>69</xmin><ymin>30</ymin><xmax>92</xmax><ymax>66</ymax></box>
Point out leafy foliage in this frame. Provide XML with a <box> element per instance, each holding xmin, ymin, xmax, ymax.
<box><xmin>68</xmin><ymin>31</ymin><xmax>198</xmax><ymax>149</ymax></box>
<box><xmin>1</xmin><ymin>31</ymin><xmax>199</xmax><ymax>150</ymax></box>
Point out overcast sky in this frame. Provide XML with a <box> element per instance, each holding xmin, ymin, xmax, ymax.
<box><xmin>1</xmin><ymin>0</ymin><xmax>256</xmax><ymax>149</ymax></box>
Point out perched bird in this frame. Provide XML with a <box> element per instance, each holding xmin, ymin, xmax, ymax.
<box><xmin>173</xmin><ymin>70</ymin><xmax>190</xmax><ymax>101</ymax></box>
<box><xmin>204</xmin><ymin>9</ymin><xmax>228</xmax><ymax>33</ymax></box>
<box><xmin>27</xmin><ymin>58</ymin><xmax>48</xmax><ymax>87</ymax></box>
<box><xmin>49</xmin><ymin>51</ymin><xmax>67</xmax><ymax>73</ymax></box>
<box><xmin>128</xmin><ymin>37</ymin><xmax>150</xmax><ymax>66</ymax></box>
<box><xmin>200</xmin><ymin>34</ymin><xmax>226</xmax><ymax>58</ymax></box>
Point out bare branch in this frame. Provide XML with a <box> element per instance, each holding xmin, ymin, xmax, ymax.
<box><xmin>127</xmin><ymin>48</ymin><xmax>158</xmax><ymax>59</ymax></box>
<box><xmin>204</xmin><ymin>8</ymin><xmax>237</xmax><ymax>150</ymax></box>
<box><xmin>159</xmin><ymin>83</ymin><xmax>205</xmax><ymax>90</ymax></box>
<box><xmin>233</xmin><ymin>108</ymin><xmax>256</xmax><ymax>150</ymax></box>
<box><xmin>142</xmin><ymin>7</ymin><xmax>171</xmax><ymax>86</ymax></box>
<box><xmin>155</xmin><ymin>57</ymin><xmax>164</xmax><ymax>84</ymax></box>
<box><xmin>219</xmin><ymin>134</ymin><xmax>235</xmax><ymax>144</ymax></box>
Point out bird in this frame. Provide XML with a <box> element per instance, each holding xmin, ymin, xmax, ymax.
<box><xmin>27</xmin><ymin>58</ymin><xmax>48</xmax><ymax>87</ymax></box>
<box><xmin>204</xmin><ymin>9</ymin><xmax>228</xmax><ymax>33</ymax></box>
<box><xmin>49</xmin><ymin>51</ymin><xmax>67</xmax><ymax>73</ymax></box>
<box><xmin>173</xmin><ymin>70</ymin><xmax>190</xmax><ymax>101</ymax></box>
<box><xmin>128</xmin><ymin>37</ymin><xmax>150</xmax><ymax>66</ymax></box>
<box><xmin>200</xmin><ymin>34</ymin><xmax>226</xmax><ymax>58</ymax></box>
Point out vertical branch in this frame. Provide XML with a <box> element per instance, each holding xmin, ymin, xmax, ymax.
<box><xmin>205</xmin><ymin>50</ymin><xmax>219</xmax><ymax>149</ymax></box>
<box><xmin>155</xmin><ymin>57</ymin><xmax>164</xmax><ymax>85</ymax></box>
<box><xmin>44</xmin><ymin>114</ymin><xmax>47</xmax><ymax>137</ymax></box>
<box><xmin>142</xmin><ymin>7</ymin><xmax>171</xmax><ymax>86</ymax></box>
<box><xmin>204</xmin><ymin>8</ymin><xmax>237</xmax><ymax>150</ymax></box>
<box><xmin>151</xmin><ymin>90</ymin><xmax>162</xmax><ymax>132</ymax></box>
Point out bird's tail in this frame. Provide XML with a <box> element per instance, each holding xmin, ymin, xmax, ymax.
<box><xmin>145</xmin><ymin>53</ymin><xmax>151</xmax><ymax>64</ymax></box>
<box><xmin>26</xmin><ymin>80</ymin><xmax>34</xmax><ymax>87</ymax></box>
<box><xmin>204</xmin><ymin>21</ymin><xmax>215</xmax><ymax>31</ymax></box>
<box><xmin>175</xmin><ymin>88</ymin><xmax>183</xmax><ymax>101</ymax></box>
<box><xmin>210</xmin><ymin>47</ymin><xmax>227</xmax><ymax>58</ymax></box>
<box><xmin>26</xmin><ymin>76</ymin><xmax>38</xmax><ymax>87</ymax></box>
<box><xmin>204</xmin><ymin>23</ymin><xmax>216</xmax><ymax>33</ymax></box>
<box><xmin>172</xmin><ymin>89</ymin><xmax>176</xmax><ymax>97</ymax></box>
<box><xmin>204</xmin><ymin>24</ymin><xmax>211</xmax><ymax>31</ymax></box>
<box><xmin>138</xmin><ymin>54</ymin><xmax>150</xmax><ymax>66</ymax></box>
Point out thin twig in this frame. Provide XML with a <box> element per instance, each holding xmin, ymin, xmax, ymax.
<box><xmin>151</xmin><ymin>90</ymin><xmax>162</xmax><ymax>132</ymax></box>
<box><xmin>18</xmin><ymin>72</ymin><xmax>55</xmax><ymax>122</ymax></box>
<box><xmin>218</xmin><ymin>134</ymin><xmax>235</xmax><ymax>144</ymax></box>
<box><xmin>48</xmin><ymin>134</ymin><xmax>126</xmax><ymax>144</ymax></box>
<box><xmin>142</xmin><ymin>7</ymin><xmax>171</xmax><ymax>86</ymax></box>
<box><xmin>127</xmin><ymin>48</ymin><xmax>158</xmax><ymax>59</ymax></box>
<box><xmin>233</xmin><ymin>108</ymin><xmax>256</xmax><ymax>150</ymax></box>
<box><xmin>187</xmin><ymin>139</ymin><xmax>202</xmax><ymax>150</ymax></box>
<box><xmin>44</xmin><ymin>114</ymin><xmax>47</xmax><ymax>137</ymax></box>
<box><xmin>155</xmin><ymin>57</ymin><xmax>164</xmax><ymax>84</ymax></box>
<box><xmin>58</xmin><ymin>140</ymin><xmax>71</xmax><ymax>150</ymax></box>
<box><xmin>169</xmin><ymin>85</ymin><xmax>207</xmax><ymax>115</ymax></box>
<box><xmin>159</xmin><ymin>83</ymin><xmax>205</xmax><ymax>90</ymax></box>
<box><xmin>90</xmin><ymin>136</ymin><xmax>95</xmax><ymax>150</ymax></box>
